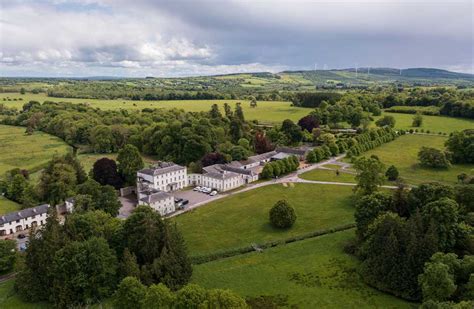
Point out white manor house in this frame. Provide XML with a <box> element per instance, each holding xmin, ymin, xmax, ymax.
<box><xmin>136</xmin><ymin>162</ymin><xmax>187</xmax><ymax>216</ymax></box>
<box><xmin>135</xmin><ymin>146</ymin><xmax>311</xmax><ymax>216</ymax></box>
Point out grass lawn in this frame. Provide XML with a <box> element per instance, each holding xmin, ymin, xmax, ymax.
<box><xmin>76</xmin><ymin>153</ymin><xmax>158</xmax><ymax>174</ymax></box>
<box><xmin>173</xmin><ymin>183</ymin><xmax>355</xmax><ymax>256</ymax></box>
<box><xmin>0</xmin><ymin>93</ymin><xmax>309</xmax><ymax>124</ymax></box>
<box><xmin>192</xmin><ymin>229</ymin><xmax>415</xmax><ymax>309</ymax></box>
<box><xmin>0</xmin><ymin>280</ymin><xmax>49</xmax><ymax>309</ymax></box>
<box><xmin>0</xmin><ymin>125</ymin><xmax>71</xmax><ymax>177</ymax></box>
<box><xmin>0</xmin><ymin>279</ymin><xmax>113</xmax><ymax>309</ymax></box>
<box><xmin>300</xmin><ymin>168</ymin><xmax>356</xmax><ymax>183</ymax></box>
<box><xmin>0</xmin><ymin>196</ymin><xmax>21</xmax><ymax>215</ymax></box>
<box><xmin>361</xmin><ymin>134</ymin><xmax>473</xmax><ymax>185</ymax></box>
<box><xmin>374</xmin><ymin>112</ymin><xmax>474</xmax><ymax>133</ymax></box>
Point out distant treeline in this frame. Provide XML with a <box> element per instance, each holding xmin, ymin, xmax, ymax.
<box><xmin>48</xmin><ymin>88</ymin><xmax>230</xmax><ymax>101</ymax></box>
<box><xmin>381</xmin><ymin>87</ymin><xmax>474</xmax><ymax>119</ymax></box>
<box><xmin>290</xmin><ymin>92</ymin><xmax>343</xmax><ymax>108</ymax></box>
<box><xmin>385</xmin><ymin>106</ymin><xmax>441</xmax><ymax>116</ymax></box>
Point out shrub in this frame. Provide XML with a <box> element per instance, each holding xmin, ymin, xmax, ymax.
<box><xmin>269</xmin><ymin>200</ymin><xmax>296</xmax><ymax>229</ymax></box>
<box><xmin>385</xmin><ymin>165</ymin><xmax>399</xmax><ymax>181</ymax></box>
<box><xmin>418</xmin><ymin>147</ymin><xmax>451</xmax><ymax>168</ymax></box>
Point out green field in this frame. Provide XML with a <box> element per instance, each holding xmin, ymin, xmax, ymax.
<box><xmin>0</xmin><ymin>279</ymin><xmax>113</xmax><ymax>309</ymax></box>
<box><xmin>0</xmin><ymin>280</ymin><xmax>49</xmax><ymax>309</ymax></box>
<box><xmin>375</xmin><ymin>112</ymin><xmax>474</xmax><ymax>133</ymax></box>
<box><xmin>0</xmin><ymin>125</ymin><xmax>71</xmax><ymax>177</ymax></box>
<box><xmin>0</xmin><ymin>93</ymin><xmax>309</xmax><ymax>124</ymax></box>
<box><xmin>300</xmin><ymin>168</ymin><xmax>356</xmax><ymax>183</ymax></box>
<box><xmin>0</xmin><ymin>196</ymin><xmax>21</xmax><ymax>215</ymax></box>
<box><xmin>173</xmin><ymin>183</ymin><xmax>354</xmax><ymax>256</ymax></box>
<box><xmin>361</xmin><ymin>134</ymin><xmax>473</xmax><ymax>184</ymax></box>
<box><xmin>192</xmin><ymin>229</ymin><xmax>414</xmax><ymax>308</ymax></box>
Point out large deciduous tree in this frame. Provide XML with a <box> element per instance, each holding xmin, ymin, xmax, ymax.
<box><xmin>92</xmin><ymin>157</ymin><xmax>123</xmax><ymax>189</ymax></box>
<box><xmin>354</xmin><ymin>156</ymin><xmax>385</xmax><ymax>195</ymax></box>
<box><xmin>269</xmin><ymin>200</ymin><xmax>297</xmax><ymax>229</ymax></box>
<box><xmin>117</xmin><ymin>144</ymin><xmax>144</xmax><ymax>185</ymax></box>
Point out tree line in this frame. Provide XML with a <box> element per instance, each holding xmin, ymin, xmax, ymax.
<box><xmin>349</xmin><ymin>155</ymin><xmax>473</xmax><ymax>307</ymax></box>
<box><xmin>381</xmin><ymin>87</ymin><xmax>474</xmax><ymax>119</ymax></box>
<box><xmin>14</xmin><ymin>203</ymin><xmax>195</xmax><ymax>307</ymax></box>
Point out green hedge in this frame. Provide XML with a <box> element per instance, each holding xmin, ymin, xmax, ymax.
<box><xmin>190</xmin><ymin>223</ymin><xmax>356</xmax><ymax>264</ymax></box>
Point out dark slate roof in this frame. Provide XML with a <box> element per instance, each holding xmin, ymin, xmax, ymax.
<box><xmin>138</xmin><ymin>162</ymin><xmax>185</xmax><ymax>176</ymax></box>
<box><xmin>140</xmin><ymin>191</ymin><xmax>173</xmax><ymax>204</ymax></box>
<box><xmin>271</xmin><ymin>152</ymin><xmax>292</xmax><ymax>160</ymax></box>
<box><xmin>203</xmin><ymin>164</ymin><xmax>255</xmax><ymax>177</ymax></box>
<box><xmin>247</xmin><ymin>151</ymin><xmax>278</xmax><ymax>163</ymax></box>
<box><xmin>221</xmin><ymin>165</ymin><xmax>255</xmax><ymax>176</ymax></box>
<box><xmin>0</xmin><ymin>204</ymin><xmax>49</xmax><ymax>225</ymax></box>
<box><xmin>204</xmin><ymin>171</ymin><xmax>240</xmax><ymax>180</ymax></box>
<box><xmin>275</xmin><ymin>147</ymin><xmax>309</xmax><ymax>156</ymax></box>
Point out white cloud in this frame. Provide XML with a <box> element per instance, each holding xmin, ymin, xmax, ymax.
<box><xmin>0</xmin><ymin>0</ymin><xmax>472</xmax><ymax>76</ymax></box>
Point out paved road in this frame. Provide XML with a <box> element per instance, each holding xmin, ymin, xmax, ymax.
<box><xmin>167</xmin><ymin>154</ymin><xmax>389</xmax><ymax>218</ymax></box>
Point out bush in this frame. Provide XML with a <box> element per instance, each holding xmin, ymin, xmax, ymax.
<box><xmin>269</xmin><ymin>200</ymin><xmax>296</xmax><ymax>229</ymax></box>
<box><xmin>418</xmin><ymin>147</ymin><xmax>451</xmax><ymax>168</ymax></box>
<box><xmin>385</xmin><ymin>165</ymin><xmax>399</xmax><ymax>181</ymax></box>
<box><xmin>375</xmin><ymin>115</ymin><xmax>396</xmax><ymax>128</ymax></box>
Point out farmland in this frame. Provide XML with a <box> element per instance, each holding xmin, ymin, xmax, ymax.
<box><xmin>0</xmin><ymin>93</ymin><xmax>309</xmax><ymax>124</ymax></box>
<box><xmin>174</xmin><ymin>183</ymin><xmax>355</xmax><ymax>256</ymax></box>
<box><xmin>0</xmin><ymin>125</ymin><xmax>71</xmax><ymax>177</ymax></box>
<box><xmin>360</xmin><ymin>134</ymin><xmax>473</xmax><ymax>184</ymax></box>
<box><xmin>374</xmin><ymin>112</ymin><xmax>474</xmax><ymax>133</ymax></box>
<box><xmin>192</xmin><ymin>229</ymin><xmax>415</xmax><ymax>308</ymax></box>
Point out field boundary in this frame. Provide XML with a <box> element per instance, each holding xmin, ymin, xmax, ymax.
<box><xmin>190</xmin><ymin>223</ymin><xmax>356</xmax><ymax>265</ymax></box>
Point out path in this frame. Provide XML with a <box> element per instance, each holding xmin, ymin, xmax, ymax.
<box><xmin>168</xmin><ymin>154</ymin><xmax>375</xmax><ymax>218</ymax></box>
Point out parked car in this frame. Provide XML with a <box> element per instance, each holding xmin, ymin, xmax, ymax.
<box><xmin>174</xmin><ymin>198</ymin><xmax>183</xmax><ymax>203</ymax></box>
<box><xmin>193</xmin><ymin>186</ymin><xmax>201</xmax><ymax>191</ymax></box>
<box><xmin>210</xmin><ymin>190</ymin><xmax>218</xmax><ymax>196</ymax></box>
<box><xmin>182</xmin><ymin>199</ymin><xmax>189</xmax><ymax>206</ymax></box>
<box><xmin>203</xmin><ymin>187</ymin><xmax>212</xmax><ymax>194</ymax></box>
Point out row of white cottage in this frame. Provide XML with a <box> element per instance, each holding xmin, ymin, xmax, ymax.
<box><xmin>136</xmin><ymin>147</ymin><xmax>310</xmax><ymax>216</ymax></box>
<box><xmin>0</xmin><ymin>204</ymin><xmax>49</xmax><ymax>236</ymax></box>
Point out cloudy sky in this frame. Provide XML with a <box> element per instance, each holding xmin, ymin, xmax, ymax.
<box><xmin>0</xmin><ymin>0</ymin><xmax>472</xmax><ymax>77</ymax></box>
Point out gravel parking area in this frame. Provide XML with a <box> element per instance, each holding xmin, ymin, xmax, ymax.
<box><xmin>173</xmin><ymin>189</ymin><xmax>217</xmax><ymax>208</ymax></box>
<box><xmin>118</xmin><ymin>195</ymin><xmax>137</xmax><ymax>219</ymax></box>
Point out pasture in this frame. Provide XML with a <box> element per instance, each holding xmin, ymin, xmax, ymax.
<box><xmin>173</xmin><ymin>183</ymin><xmax>354</xmax><ymax>256</ymax></box>
<box><xmin>361</xmin><ymin>134</ymin><xmax>473</xmax><ymax>184</ymax></box>
<box><xmin>192</xmin><ymin>229</ymin><xmax>414</xmax><ymax>308</ymax></box>
<box><xmin>0</xmin><ymin>125</ymin><xmax>71</xmax><ymax>177</ymax></box>
<box><xmin>0</xmin><ymin>196</ymin><xmax>21</xmax><ymax>215</ymax></box>
<box><xmin>374</xmin><ymin>112</ymin><xmax>474</xmax><ymax>133</ymax></box>
<box><xmin>0</xmin><ymin>93</ymin><xmax>309</xmax><ymax>124</ymax></box>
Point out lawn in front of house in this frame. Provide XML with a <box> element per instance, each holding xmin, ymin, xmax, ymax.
<box><xmin>173</xmin><ymin>183</ymin><xmax>355</xmax><ymax>256</ymax></box>
<box><xmin>299</xmin><ymin>168</ymin><xmax>356</xmax><ymax>183</ymax></box>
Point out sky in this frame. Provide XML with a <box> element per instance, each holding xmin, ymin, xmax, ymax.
<box><xmin>0</xmin><ymin>0</ymin><xmax>473</xmax><ymax>77</ymax></box>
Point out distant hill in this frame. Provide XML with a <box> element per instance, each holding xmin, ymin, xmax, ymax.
<box><xmin>275</xmin><ymin>67</ymin><xmax>473</xmax><ymax>87</ymax></box>
<box><xmin>334</xmin><ymin>67</ymin><xmax>473</xmax><ymax>79</ymax></box>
